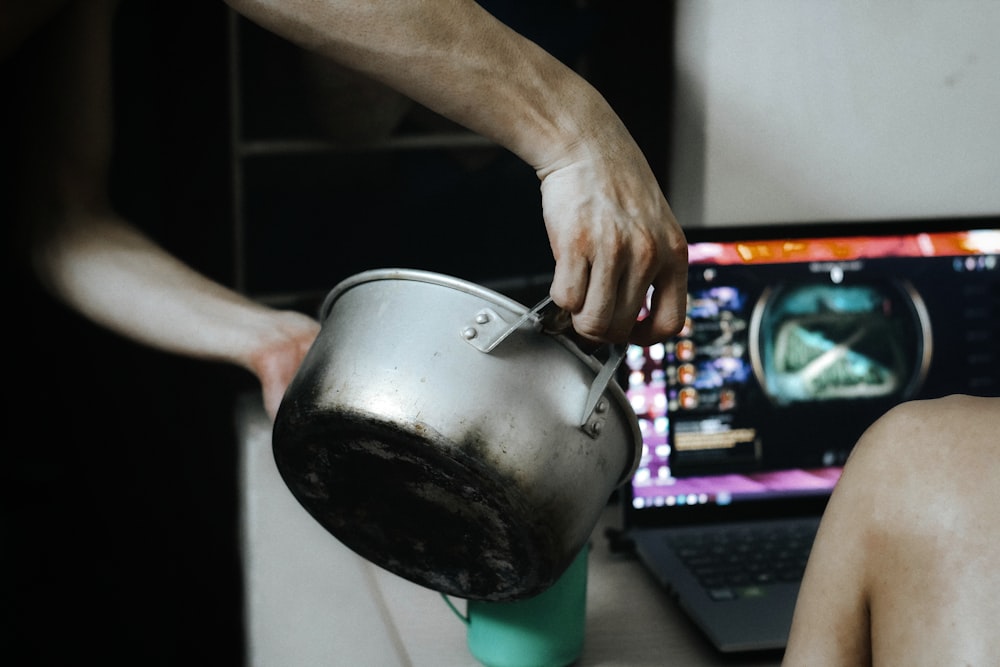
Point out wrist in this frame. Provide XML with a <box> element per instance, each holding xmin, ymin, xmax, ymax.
<box><xmin>526</xmin><ymin>88</ymin><xmax>632</xmax><ymax>180</ymax></box>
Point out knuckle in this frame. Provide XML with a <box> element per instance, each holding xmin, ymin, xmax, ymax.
<box><xmin>572</xmin><ymin>312</ymin><xmax>609</xmax><ymax>340</ymax></box>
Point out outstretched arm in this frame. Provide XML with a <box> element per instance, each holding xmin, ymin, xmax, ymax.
<box><xmin>36</xmin><ymin>214</ymin><xmax>320</xmax><ymax>420</ymax></box>
<box><xmin>226</xmin><ymin>0</ymin><xmax>688</xmax><ymax>344</ymax></box>
<box><xmin>11</xmin><ymin>0</ymin><xmax>319</xmax><ymax>419</ymax></box>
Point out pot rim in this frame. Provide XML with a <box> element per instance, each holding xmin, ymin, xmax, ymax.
<box><xmin>318</xmin><ymin>267</ymin><xmax>642</xmax><ymax>485</ymax></box>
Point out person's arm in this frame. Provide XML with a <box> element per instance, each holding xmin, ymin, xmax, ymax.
<box><xmin>226</xmin><ymin>0</ymin><xmax>688</xmax><ymax>345</ymax></box>
<box><xmin>784</xmin><ymin>395</ymin><xmax>1000</xmax><ymax>666</ymax></box>
<box><xmin>36</xmin><ymin>215</ymin><xmax>320</xmax><ymax>419</ymax></box>
<box><xmin>782</xmin><ymin>455</ymin><xmax>873</xmax><ymax>666</ymax></box>
<box><xmin>13</xmin><ymin>0</ymin><xmax>319</xmax><ymax>419</ymax></box>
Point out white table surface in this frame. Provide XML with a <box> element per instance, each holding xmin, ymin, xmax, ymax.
<box><xmin>236</xmin><ymin>394</ymin><xmax>783</xmax><ymax>667</ymax></box>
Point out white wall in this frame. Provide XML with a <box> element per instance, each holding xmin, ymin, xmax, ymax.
<box><xmin>669</xmin><ymin>0</ymin><xmax>1000</xmax><ymax>226</ymax></box>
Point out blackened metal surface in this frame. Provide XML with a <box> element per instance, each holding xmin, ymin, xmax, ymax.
<box><xmin>272</xmin><ymin>406</ymin><xmax>573</xmax><ymax>601</ymax></box>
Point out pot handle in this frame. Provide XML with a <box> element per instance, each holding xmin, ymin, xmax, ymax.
<box><xmin>461</xmin><ymin>297</ymin><xmax>627</xmax><ymax>432</ymax></box>
<box><xmin>461</xmin><ymin>296</ymin><xmax>568</xmax><ymax>353</ymax></box>
<box><xmin>580</xmin><ymin>343</ymin><xmax>627</xmax><ymax>431</ymax></box>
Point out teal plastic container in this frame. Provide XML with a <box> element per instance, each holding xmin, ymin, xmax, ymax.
<box><xmin>445</xmin><ymin>547</ymin><xmax>588</xmax><ymax>667</ymax></box>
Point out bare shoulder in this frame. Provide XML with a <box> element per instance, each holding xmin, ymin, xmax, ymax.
<box><xmin>879</xmin><ymin>393</ymin><xmax>997</xmax><ymax>422</ymax></box>
<box><xmin>860</xmin><ymin>394</ymin><xmax>998</xmax><ymax>455</ymax></box>
<box><xmin>896</xmin><ymin>392</ymin><xmax>997</xmax><ymax>415</ymax></box>
<box><xmin>860</xmin><ymin>394</ymin><xmax>1000</xmax><ymax>665</ymax></box>
<box><xmin>840</xmin><ymin>394</ymin><xmax>1000</xmax><ymax>514</ymax></box>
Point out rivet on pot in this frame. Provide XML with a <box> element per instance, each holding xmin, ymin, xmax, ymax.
<box><xmin>595</xmin><ymin>398</ymin><xmax>609</xmax><ymax>414</ymax></box>
<box><xmin>475</xmin><ymin>312</ymin><xmax>491</xmax><ymax>324</ymax></box>
<box><xmin>462</xmin><ymin>327</ymin><xmax>478</xmax><ymax>340</ymax></box>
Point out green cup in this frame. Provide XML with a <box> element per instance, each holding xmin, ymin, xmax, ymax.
<box><xmin>444</xmin><ymin>547</ymin><xmax>588</xmax><ymax>667</ymax></box>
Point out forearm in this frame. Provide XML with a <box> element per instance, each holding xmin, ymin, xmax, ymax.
<box><xmin>33</xmin><ymin>214</ymin><xmax>281</xmax><ymax>369</ymax></box>
<box><xmin>10</xmin><ymin>0</ymin><xmax>320</xmax><ymax>419</ymax></box>
<box><xmin>224</xmin><ymin>0</ymin><xmax>621</xmax><ymax>173</ymax></box>
<box><xmin>30</xmin><ymin>211</ymin><xmax>320</xmax><ymax>419</ymax></box>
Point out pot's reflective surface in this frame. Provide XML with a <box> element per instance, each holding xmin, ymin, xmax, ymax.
<box><xmin>273</xmin><ymin>269</ymin><xmax>640</xmax><ymax>600</ymax></box>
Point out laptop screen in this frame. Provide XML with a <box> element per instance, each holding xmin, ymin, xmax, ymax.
<box><xmin>623</xmin><ymin>217</ymin><xmax>1000</xmax><ymax>527</ymax></box>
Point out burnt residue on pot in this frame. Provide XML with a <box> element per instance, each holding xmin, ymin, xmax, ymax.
<box><xmin>273</xmin><ymin>405</ymin><xmax>571</xmax><ymax>600</ymax></box>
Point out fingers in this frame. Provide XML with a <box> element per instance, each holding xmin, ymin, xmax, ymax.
<box><xmin>573</xmin><ymin>259</ymin><xmax>635</xmax><ymax>344</ymax></box>
<box><xmin>628</xmin><ymin>259</ymin><xmax>688</xmax><ymax>347</ymax></box>
<box><xmin>550</xmin><ymin>253</ymin><xmax>623</xmax><ymax>345</ymax></box>
<box><xmin>549</xmin><ymin>242</ymin><xmax>590</xmax><ymax>318</ymax></box>
<box><xmin>548</xmin><ymin>215</ymin><xmax>687</xmax><ymax>346</ymax></box>
<box><xmin>538</xmin><ymin>133</ymin><xmax>688</xmax><ymax>345</ymax></box>
<box><xmin>252</xmin><ymin>311</ymin><xmax>321</xmax><ymax>422</ymax></box>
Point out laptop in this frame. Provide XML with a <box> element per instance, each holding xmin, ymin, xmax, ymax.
<box><xmin>618</xmin><ymin>216</ymin><xmax>1000</xmax><ymax>653</ymax></box>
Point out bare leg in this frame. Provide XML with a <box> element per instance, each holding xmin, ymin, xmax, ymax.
<box><xmin>784</xmin><ymin>394</ymin><xmax>1000</xmax><ymax>666</ymax></box>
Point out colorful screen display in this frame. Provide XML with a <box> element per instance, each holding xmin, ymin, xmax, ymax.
<box><xmin>626</xmin><ymin>226</ymin><xmax>999</xmax><ymax>511</ymax></box>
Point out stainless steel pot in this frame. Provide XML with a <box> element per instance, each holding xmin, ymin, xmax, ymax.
<box><xmin>272</xmin><ymin>269</ymin><xmax>641</xmax><ymax>600</ymax></box>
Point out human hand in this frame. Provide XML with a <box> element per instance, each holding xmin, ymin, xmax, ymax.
<box><xmin>218</xmin><ymin>0</ymin><xmax>687</xmax><ymax>347</ymax></box>
<box><xmin>538</xmin><ymin>130</ymin><xmax>688</xmax><ymax>347</ymax></box>
<box><xmin>247</xmin><ymin>310</ymin><xmax>321</xmax><ymax>420</ymax></box>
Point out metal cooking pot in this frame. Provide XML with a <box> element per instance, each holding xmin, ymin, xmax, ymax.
<box><xmin>272</xmin><ymin>269</ymin><xmax>641</xmax><ymax>601</ymax></box>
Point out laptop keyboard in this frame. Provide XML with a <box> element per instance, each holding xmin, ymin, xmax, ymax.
<box><xmin>666</xmin><ymin>521</ymin><xmax>818</xmax><ymax>601</ymax></box>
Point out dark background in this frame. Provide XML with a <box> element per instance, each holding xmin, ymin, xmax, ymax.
<box><xmin>5</xmin><ymin>3</ymin><xmax>246</xmax><ymax>665</ymax></box>
<box><xmin>3</xmin><ymin>1</ymin><xmax>674</xmax><ymax>665</ymax></box>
